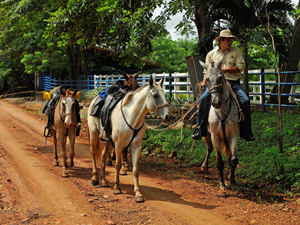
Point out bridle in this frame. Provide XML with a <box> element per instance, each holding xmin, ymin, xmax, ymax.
<box><xmin>119</xmin><ymin>87</ymin><xmax>169</xmax><ymax>150</ymax></box>
<box><xmin>209</xmin><ymin>83</ymin><xmax>223</xmax><ymax>94</ymax></box>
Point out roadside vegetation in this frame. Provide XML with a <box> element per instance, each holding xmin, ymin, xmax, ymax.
<box><xmin>142</xmin><ymin>109</ymin><xmax>300</xmax><ymax>195</ymax></box>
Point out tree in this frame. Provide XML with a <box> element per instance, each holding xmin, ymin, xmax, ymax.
<box><xmin>161</xmin><ymin>0</ymin><xmax>294</xmax><ymax>96</ymax></box>
<box><xmin>144</xmin><ymin>35</ymin><xmax>196</xmax><ymax>73</ymax></box>
<box><xmin>269</xmin><ymin>1</ymin><xmax>300</xmax><ymax>104</ymax></box>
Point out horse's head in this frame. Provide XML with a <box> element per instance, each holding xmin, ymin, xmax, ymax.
<box><xmin>147</xmin><ymin>76</ymin><xmax>172</xmax><ymax>123</ymax></box>
<box><xmin>123</xmin><ymin>73</ymin><xmax>140</xmax><ymax>91</ymax></box>
<box><xmin>60</xmin><ymin>87</ymin><xmax>77</xmax><ymax>128</ymax></box>
<box><xmin>199</xmin><ymin>58</ymin><xmax>226</xmax><ymax>109</ymax></box>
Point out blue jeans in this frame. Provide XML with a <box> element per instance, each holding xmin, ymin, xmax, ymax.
<box><xmin>196</xmin><ymin>80</ymin><xmax>254</xmax><ymax>139</ymax></box>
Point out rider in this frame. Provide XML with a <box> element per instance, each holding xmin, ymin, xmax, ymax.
<box><xmin>192</xmin><ymin>29</ymin><xmax>255</xmax><ymax>141</ymax></box>
<box><xmin>42</xmin><ymin>86</ymin><xmax>81</xmax><ymax>137</ymax></box>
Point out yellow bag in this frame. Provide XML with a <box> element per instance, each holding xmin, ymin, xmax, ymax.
<box><xmin>43</xmin><ymin>86</ymin><xmax>80</xmax><ymax>101</ymax></box>
<box><xmin>43</xmin><ymin>86</ymin><xmax>60</xmax><ymax>101</ymax></box>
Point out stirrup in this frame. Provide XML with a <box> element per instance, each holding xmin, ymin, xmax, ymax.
<box><xmin>44</xmin><ymin>127</ymin><xmax>52</xmax><ymax>137</ymax></box>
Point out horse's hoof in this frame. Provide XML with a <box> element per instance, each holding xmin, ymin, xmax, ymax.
<box><xmin>113</xmin><ymin>188</ymin><xmax>122</xmax><ymax>195</ymax></box>
<box><xmin>135</xmin><ymin>196</ymin><xmax>145</xmax><ymax>203</ymax></box>
<box><xmin>62</xmin><ymin>172</ymin><xmax>69</xmax><ymax>178</ymax></box>
<box><xmin>69</xmin><ymin>161</ymin><xmax>74</xmax><ymax>167</ymax></box>
<box><xmin>91</xmin><ymin>179</ymin><xmax>99</xmax><ymax>186</ymax></box>
<box><xmin>53</xmin><ymin>161</ymin><xmax>59</xmax><ymax>166</ymax></box>
<box><xmin>123</xmin><ymin>165</ymin><xmax>130</xmax><ymax>172</ymax></box>
<box><xmin>119</xmin><ymin>170</ymin><xmax>127</xmax><ymax>176</ymax></box>
<box><xmin>101</xmin><ymin>181</ymin><xmax>109</xmax><ymax>187</ymax></box>
<box><xmin>200</xmin><ymin>166</ymin><xmax>208</xmax><ymax>173</ymax></box>
<box><xmin>106</xmin><ymin>160</ymin><xmax>113</xmax><ymax>166</ymax></box>
<box><xmin>217</xmin><ymin>190</ymin><xmax>226</xmax><ymax>197</ymax></box>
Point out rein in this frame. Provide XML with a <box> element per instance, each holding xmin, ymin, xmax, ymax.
<box><xmin>209</xmin><ymin>83</ymin><xmax>222</xmax><ymax>93</ymax></box>
<box><xmin>119</xmin><ymin>98</ymin><xmax>145</xmax><ymax>151</ymax></box>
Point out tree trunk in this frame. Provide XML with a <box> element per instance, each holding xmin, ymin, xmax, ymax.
<box><xmin>268</xmin><ymin>5</ymin><xmax>300</xmax><ymax>104</ymax></box>
<box><xmin>74</xmin><ymin>44</ymin><xmax>81</xmax><ymax>82</ymax></box>
<box><xmin>194</xmin><ymin>1</ymin><xmax>214</xmax><ymax>61</ymax></box>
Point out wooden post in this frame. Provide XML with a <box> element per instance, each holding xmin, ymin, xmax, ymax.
<box><xmin>34</xmin><ymin>71</ymin><xmax>40</xmax><ymax>91</ymax></box>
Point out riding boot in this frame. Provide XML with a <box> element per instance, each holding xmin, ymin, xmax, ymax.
<box><xmin>192</xmin><ymin>91</ymin><xmax>211</xmax><ymax>140</ymax></box>
<box><xmin>239</xmin><ymin>101</ymin><xmax>255</xmax><ymax>141</ymax></box>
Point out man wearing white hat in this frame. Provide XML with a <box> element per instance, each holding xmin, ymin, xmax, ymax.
<box><xmin>192</xmin><ymin>29</ymin><xmax>255</xmax><ymax>141</ymax></box>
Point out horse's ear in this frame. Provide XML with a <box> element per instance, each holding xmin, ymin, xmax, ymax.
<box><xmin>134</xmin><ymin>73</ymin><xmax>139</xmax><ymax>79</ymax></box>
<box><xmin>123</xmin><ymin>73</ymin><xmax>129</xmax><ymax>81</ymax></box>
<box><xmin>158</xmin><ymin>76</ymin><xmax>164</xmax><ymax>87</ymax></box>
<box><xmin>199</xmin><ymin>61</ymin><xmax>208</xmax><ymax>70</ymax></box>
<box><xmin>149</xmin><ymin>75</ymin><xmax>153</xmax><ymax>87</ymax></box>
<box><xmin>216</xmin><ymin>57</ymin><xmax>223</xmax><ymax>69</ymax></box>
<box><xmin>72</xmin><ymin>88</ymin><xmax>78</xmax><ymax>97</ymax></box>
<box><xmin>60</xmin><ymin>86</ymin><xmax>66</xmax><ymax>96</ymax></box>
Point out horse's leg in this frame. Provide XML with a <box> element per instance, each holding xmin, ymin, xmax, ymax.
<box><xmin>106</xmin><ymin>148</ymin><xmax>113</xmax><ymax>166</ymax></box>
<box><xmin>201</xmin><ymin>134</ymin><xmax>213</xmax><ymax>172</ymax></box>
<box><xmin>90</xmin><ymin>130</ymin><xmax>100</xmax><ymax>185</ymax></box>
<box><xmin>131</xmin><ymin>145</ymin><xmax>144</xmax><ymax>203</ymax></box>
<box><xmin>68</xmin><ymin>129</ymin><xmax>76</xmax><ymax>167</ymax></box>
<box><xmin>51</xmin><ymin>130</ymin><xmax>59</xmax><ymax>166</ymax></box>
<box><xmin>99</xmin><ymin>141</ymin><xmax>110</xmax><ymax>187</ymax></box>
<box><xmin>228</xmin><ymin>136</ymin><xmax>238</xmax><ymax>186</ymax></box>
<box><xmin>216</xmin><ymin>149</ymin><xmax>226</xmax><ymax>197</ymax></box>
<box><xmin>123</xmin><ymin>148</ymin><xmax>130</xmax><ymax>171</ymax></box>
<box><xmin>113</xmin><ymin>145</ymin><xmax>123</xmax><ymax>194</ymax></box>
<box><xmin>58</xmin><ymin>131</ymin><xmax>68</xmax><ymax>177</ymax></box>
<box><xmin>120</xmin><ymin>148</ymin><xmax>128</xmax><ymax>176</ymax></box>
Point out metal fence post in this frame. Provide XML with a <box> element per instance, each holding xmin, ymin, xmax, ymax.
<box><xmin>261</xmin><ymin>67</ymin><xmax>266</xmax><ymax>111</ymax></box>
<box><xmin>169</xmin><ymin>73</ymin><xmax>172</xmax><ymax>99</ymax></box>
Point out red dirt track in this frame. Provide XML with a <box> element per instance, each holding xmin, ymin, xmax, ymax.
<box><xmin>0</xmin><ymin>98</ymin><xmax>298</xmax><ymax>225</ymax></box>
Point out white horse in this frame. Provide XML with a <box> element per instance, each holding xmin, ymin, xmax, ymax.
<box><xmin>199</xmin><ymin>59</ymin><xmax>241</xmax><ymax>197</ymax></box>
<box><xmin>87</xmin><ymin>76</ymin><xmax>171</xmax><ymax>202</ymax></box>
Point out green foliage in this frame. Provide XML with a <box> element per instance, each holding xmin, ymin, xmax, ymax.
<box><xmin>144</xmin><ymin>35</ymin><xmax>196</xmax><ymax>73</ymax></box>
<box><xmin>142</xmin><ymin>111</ymin><xmax>300</xmax><ymax>193</ymax></box>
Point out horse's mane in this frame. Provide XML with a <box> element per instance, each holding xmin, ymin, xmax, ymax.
<box><xmin>121</xmin><ymin>85</ymin><xmax>148</xmax><ymax>107</ymax></box>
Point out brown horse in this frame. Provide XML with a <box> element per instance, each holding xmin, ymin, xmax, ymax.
<box><xmin>51</xmin><ymin>87</ymin><xmax>78</xmax><ymax>177</ymax></box>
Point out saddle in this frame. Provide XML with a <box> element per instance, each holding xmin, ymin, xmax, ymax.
<box><xmin>90</xmin><ymin>82</ymin><xmax>131</xmax><ymax>139</ymax></box>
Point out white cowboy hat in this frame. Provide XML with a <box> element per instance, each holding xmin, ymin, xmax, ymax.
<box><xmin>216</xmin><ymin>29</ymin><xmax>236</xmax><ymax>43</ymax></box>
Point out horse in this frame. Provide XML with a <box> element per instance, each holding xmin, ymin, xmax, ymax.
<box><xmin>87</xmin><ymin>76</ymin><xmax>172</xmax><ymax>202</ymax></box>
<box><xmin>199</xmin><ymin>59</ymin><xmax>240</xmax><ymax>197</ymax></box>
<box><xmin>51</xmin><ymin>87</ymin><xmax>78</xmax><ymax>177</ymax></box>
<box><xmin>106</xmin><ymin>73</ymin><xmax>140</xmax><ymax>175</ymax></box>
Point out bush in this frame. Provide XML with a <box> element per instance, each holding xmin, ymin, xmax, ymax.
<box><xmin>142</xmin><ymin>111</ymin><xmax>300</xmax><ymax>193</ymax></box>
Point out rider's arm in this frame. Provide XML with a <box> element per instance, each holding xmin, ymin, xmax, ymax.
<box><xmin>202</xmin><ymin>73</ymin><xmax>207</xmax><ymax>86</ymax></box>
<box><xmin>222</xmin><ymin>66</ymin><xmax>240</xmax><ymax>74</ymax></box>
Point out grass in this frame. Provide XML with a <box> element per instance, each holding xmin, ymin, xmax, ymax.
<box><xmin>142</xmin><ymin>110</ymin><xmax>300</xmax><ymax>194</ymax></box>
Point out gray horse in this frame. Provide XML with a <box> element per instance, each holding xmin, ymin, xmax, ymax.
<box><xmin>199</xmin><ymin>59</ymin><xmax>241</xmax><ymax>197</ymax></box>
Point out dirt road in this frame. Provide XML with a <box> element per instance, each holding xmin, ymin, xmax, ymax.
<box><xmin>0</xmin><ymin>99</ymin><xmax>298</xmax><ymax>225</ymax></box>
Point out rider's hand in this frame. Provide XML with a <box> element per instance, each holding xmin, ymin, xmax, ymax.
<box><xmin>196</xmin><ymin>82</ymin><xmax>205</xmax><ymax>91</ymax></box>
